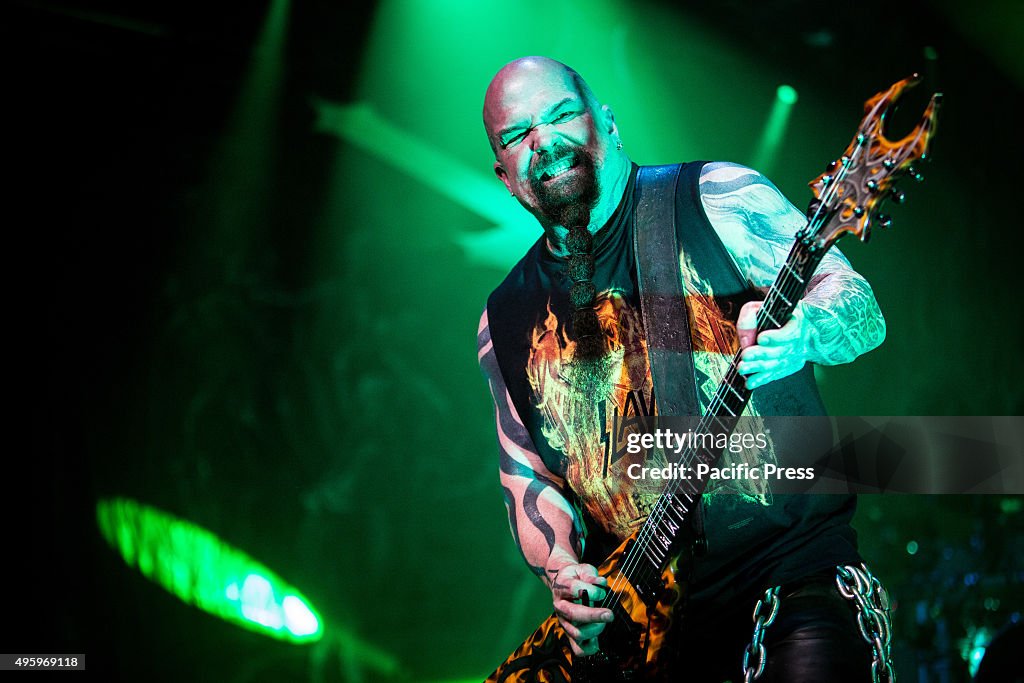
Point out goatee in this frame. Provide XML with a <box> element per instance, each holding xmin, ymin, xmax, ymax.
<box><xmin>528</xmin><ymin>144</ymin><xmax>600</xmax><ymax>229</ymax></box>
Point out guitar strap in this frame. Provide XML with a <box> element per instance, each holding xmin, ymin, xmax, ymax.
<box><xmin>633</xmin><ymin>163</ymin><xmax>705</xmax><ymax>545</ymax></box>
<box><xmin>633</xmin><ymin>164</ymin><xmax>700</xmax><ymax>420</ymax></box>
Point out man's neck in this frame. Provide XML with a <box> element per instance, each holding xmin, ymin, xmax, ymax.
<box><xmin>544</xmin><ymin>154</ymin><xmax>632</xmax><ymax>258</ymax></box>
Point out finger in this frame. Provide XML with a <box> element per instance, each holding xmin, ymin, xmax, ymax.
<box><xmin>577</xmin><ymin>580</ymin><xmax>608</xmax><ymax>603</ymax></box>
<box><xmin>744</xmin><ymin>371</ymin><xmax>765</xmax><ymax>390</ymax></box>
<box><xmin>737</xmin><ymin>358</ymin><xmax>782</xmax><ymax>376</ymax></box>
<box><xmin>569</xmin><ymin>636</ymin><xmax>600</xmax><ymax>658</ymax></box>
<box><xmin>553</xmin><ymin>564</ymin><xmax>605</xmax><ymax>588</ymax></box>
<box><xmin>736</xmin><ymin>302</ymin><xmax>761</xmax><ymax>349</ymax></box>
<box><xmin>759</xmin><ymin>305</ymin><xmax>805</xmax><ymax>345</ymax></box>
<box><xmin>578</xmin><ymin>636</ymin><xmax>601</xmax><ymax>657</ymax></box>
<box><xmin>554</xmin><ymin>600</ymin><xmax>614</xmax><ymax>625</ymax></box>
<box><xmin>740</xmin><ymin>344</ymin><xmax>787</xmax><ymax>363</ymax></box>
<box><xmin>745</xmin><ymin>364</ymin><xmax>797</xmax><ymax>389</ymax></box>
<box><xmin>576</xmin><ymin>564</ymin><xmax>606</xmax><ymax>586</ymax></box>
<box><xmin>757</xmin><ymin>324</ymin><xmax>799</xmax><ymax>346</ymax></box>
<box><xmin>554</xmin><ymin>578</ymin><xmax>608</xmax><ymax>603</ymax></box>
<box><xmin>557</xmin><ymin>616</ymin><xmax>607</xmax><ymax>643</ymax></box>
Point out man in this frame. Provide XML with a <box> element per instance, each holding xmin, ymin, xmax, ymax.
<box><xmin>478</xmin><ymin>56</ymin><xmax>891</xmax><ymax>681</ymax></box>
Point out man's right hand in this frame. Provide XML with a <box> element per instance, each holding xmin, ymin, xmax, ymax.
<box><xmin>551</xmin><ymin>563</ymin><xmax>614</xmax><ymax>657</ymax></box>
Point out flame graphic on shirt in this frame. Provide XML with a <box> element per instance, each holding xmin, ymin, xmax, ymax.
<box><xmin>526</xmin><ymin>291</ymin><xmax>665</xmax><ymax>538</ymax></box>
<box><xmin>524</xmin><ymin>262</ymin><xmax>775</xmax><ymax>541</ymax></box>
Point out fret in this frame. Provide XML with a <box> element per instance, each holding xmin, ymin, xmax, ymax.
<box><xmin>694</xmin><ymin>446</ymin><xmax>717</xmax><ymax>468</ymax></box>
<box><xmin>724</xmin><ymin>378</ymin><xmax>746</xmax><ymax>402</ymax></box>
<box><xmin>761</xmin><ymin>308</ymin><xmax>781</xmax><ymax>327</ymax></box>
<box><xmin>709</xmin><ymin>415</ymin><xmax>733</xmax><ymax>434</ymax></box>
<box><xmin>782</xmin><ymin>262</ymin><xmax>805</xmax><ymax>284</ymax></box>
<box><xmin>775</xmin><ymin>290</ymin><xmax>793</xmax><ymax>307</ymax></box>
<box><xmin>643</xmin><ymin>547</ymin><xmax>664</xmax><ymax>568</ymax></box>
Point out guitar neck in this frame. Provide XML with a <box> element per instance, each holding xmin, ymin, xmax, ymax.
<box><xmin>619</xmin><ymin>234</ymin><xmax>827</xmax><ymax>586</ymax></box>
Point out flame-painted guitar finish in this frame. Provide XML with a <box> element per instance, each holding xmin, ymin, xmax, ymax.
<box><xmin>486</xmin><ymin>76</ymin><xmax>940</xmax><ymax>683</ymax></box>
<box><xmin>486</xmin><ymin>535</ymin><xmax>690</xmax><ymax>682</ymax></box>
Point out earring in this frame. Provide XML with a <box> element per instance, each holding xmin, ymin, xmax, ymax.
<box><xmin>616</xmin><ymin>140</ymin><xmax>623</xmax><ymax>151</ymax></box>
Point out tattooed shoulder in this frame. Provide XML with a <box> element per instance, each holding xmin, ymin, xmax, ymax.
<box><xmin>698</xmin><ymin>163</ymin><xmax>885</xmax><ymax>363</ymax></box>
<box><xmin>698</xmin><ymin>162</ymin><xmax>808</xmax><ymax>286</ymax></box>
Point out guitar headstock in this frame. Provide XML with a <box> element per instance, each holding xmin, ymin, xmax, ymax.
<box><xmin>806</xmin><ymin>75</ymin><xmax>942</xmax><ymax>249</ymax></box>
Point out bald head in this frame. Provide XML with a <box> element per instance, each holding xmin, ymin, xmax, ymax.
<box><xmin>483</xmin><ymin>57</ymin><xmax>597</xmax><ymax>154</ymax></box>
<box><xmin>481</xmin><ymin>57</ymin><xmax>630</xmax><ymax>240</ymax></box>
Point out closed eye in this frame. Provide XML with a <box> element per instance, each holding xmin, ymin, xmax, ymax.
<box><xmin>499</xmin><ymin>109</ymin><xmax>582</xmax><ymax>149</ymax></box>
<box><xmin>501</xmin><ymin>130</ymin><xmax>528</xmax><ymax>149</ymax></box>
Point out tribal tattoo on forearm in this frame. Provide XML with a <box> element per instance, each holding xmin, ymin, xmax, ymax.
<box><xmin>479</xmin><ymin>310</ymin><xmax>586</xmax><ymax>586</ymax></box>
<box><xmin>699</xmin><ymin>162</ymin><xmax>886</xmax><ymax>365</ymax></box>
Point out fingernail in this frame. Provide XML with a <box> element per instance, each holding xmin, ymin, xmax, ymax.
<box><xmin>603</xmin><ymin>612</ymin><xmax>614</xmax><ymax>622</ymax></box>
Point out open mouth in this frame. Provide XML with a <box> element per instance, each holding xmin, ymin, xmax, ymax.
<box><xmin>538</xmin><ymin>157</ymin><xmax>577</xmax><ymax>182</ymax></box>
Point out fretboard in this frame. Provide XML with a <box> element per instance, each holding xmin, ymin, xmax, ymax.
<box><xmin>619</xmin><ymin>234</ymin><xmax>827</xmax><ymax>585</ymax></box>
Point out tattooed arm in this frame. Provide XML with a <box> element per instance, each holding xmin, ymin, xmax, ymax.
<box><xmin>698</xmin><ymin>162</ymin><xmax>886</xmax><ymax>387</ymax></box>
<box><xmin>479</xmin><ymin>308</ymin><xmax>613</xmax><ymax>655</ymax></box>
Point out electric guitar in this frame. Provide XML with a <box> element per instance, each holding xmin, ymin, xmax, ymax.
<box><xmin>486</xmin><ymin>75</ymin><xmax>941</xmax><ymax>682</ymax></box>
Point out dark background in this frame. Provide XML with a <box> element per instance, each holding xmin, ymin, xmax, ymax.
<box><xmin>11</xmin><ymin>0</ymin><xmax>1023</xmax><ymax>680</ymax></box>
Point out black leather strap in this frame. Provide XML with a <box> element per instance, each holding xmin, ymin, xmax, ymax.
<box><xmin>633</xmin><ymin>164</ymin><xmax>700</xmax><ymax>418</ymax></box>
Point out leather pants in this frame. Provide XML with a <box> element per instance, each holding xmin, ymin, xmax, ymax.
<box><xmin>667</xmin><ymin>571</ymin><xmax>876</xmax><ymax>682</ymax></box>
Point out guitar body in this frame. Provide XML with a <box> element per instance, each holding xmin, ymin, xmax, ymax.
<box><xmin>486</xmin><ymin>533</ymin><xmax>689</xmax><ymax>682</ymax></box>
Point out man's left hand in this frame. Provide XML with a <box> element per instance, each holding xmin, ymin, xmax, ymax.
<box><xmin>735</xmin><ymin>301</ymin><xmax>810</xmax><ymax>389</ymax></box>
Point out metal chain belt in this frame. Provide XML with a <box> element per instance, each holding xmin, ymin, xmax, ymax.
<box><xmin>836</xmin><ymin>563</ymin><xmax>896</xmax><ymax>683</ymax></box>
<box><xmin>742</xmin><ymin>586</ymin><xmax>780</xmax><ymax>683</ymax></box>
<box><xmin>741</xmin><ymin>564</ymin><xmax>895</xmax><ymax>683</ymax></box>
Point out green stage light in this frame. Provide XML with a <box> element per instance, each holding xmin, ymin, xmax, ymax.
<box><xmin>962</xmin><ymin>626</ymin><xmax>993</xmax><ymax>678</ymax></box>
<box><xmin>750</xmin><ymin>83</ymin><xmax>800</xmax><ymax>176</ymax></box>
<box><xmin>776</xmin><ymin>84</ymin><xmax>798</xmax><ymax>105</ymax></box>
<box><xmin>97</xmin><ymin>497</ymin><xmax>323</xmax><ymax>643</ymax></box>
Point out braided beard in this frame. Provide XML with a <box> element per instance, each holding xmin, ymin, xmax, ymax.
<box><xmin>562</xmin><ymin>220</ymin><xmax>613</xmax><ymax>393</ymax></box>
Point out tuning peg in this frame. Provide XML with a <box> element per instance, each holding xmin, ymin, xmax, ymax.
<box><xmin>883</xmin><ymin>157</ymin><xmax>896</xmax><ymax>170</ymax></box>
<box><xmin>826</xmin><ymin>160</ymin><xmax>838</xmax><ymax>172</ymax></box>
<box><xmin>907</xmin><ymin>165</ymin><xmax>924</xmax><ymax>182</ymax></box>
<box><xmin>877</xmin><ymin>214</ymin><xmax>893</xmax><ymax>229</ymax></box>
<box><xmin>866</xmin><ymin>179</ymin><xmax>879</xmax><ymax>192</ymax></box>
<box><xmin>890</xmin><ymin>188</ymin><xmax>906</xmax><ymax>204</ymax></box>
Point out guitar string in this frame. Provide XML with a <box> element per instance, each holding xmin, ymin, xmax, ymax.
<box><xmin>600</xmin><ymin>195</ymin><xmax>836</xmax><ymax>608</ymax></box>
<box><xmin>600</xmin><ymin>223</ymin><xmax>819</xmax><ymax>614</ymax></box>
<box><xmin>603</xmin><ymin>137</ymin><xmax>866</xmax><ymax>612</ymax></box>
<box><xmin>598</xmin><ymin>140</ymin><xmax>865</xmax><ymax>615</ymax></box>
<box><xmin>600</xmin><ymin>225</ymin><xmax>823</xmax><ymax>614</ymax></box>
<box><xmin>599</xmin><ymin>241</ymin><xmax>812</xmax><ymax>613</ymax></box>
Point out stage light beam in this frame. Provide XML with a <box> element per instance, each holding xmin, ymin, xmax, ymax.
<box><xmin>96</xmin><ymin>497</ymin><xmax>323</xmax><ymax>644</ymax></box>
<box><xmin>750</xmin><ymin>84</ymin><xmax>800</xmax><ymax>176</ymax></box>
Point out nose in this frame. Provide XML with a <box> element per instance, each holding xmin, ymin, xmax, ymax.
<box><xmin>528</xmin><ymin>122</ymin><xmax>558</xmax><ymax>153</ymax></box>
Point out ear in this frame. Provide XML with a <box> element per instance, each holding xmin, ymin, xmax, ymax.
<box><xmin>601</xmin><ymin>104</ymin><xmax>617</xmax><ymax>136</ymax></box>
<box><xmin>494</xmin><ymin>161</ymin><xmax>513</xmax><ymax>194</ymax></box>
